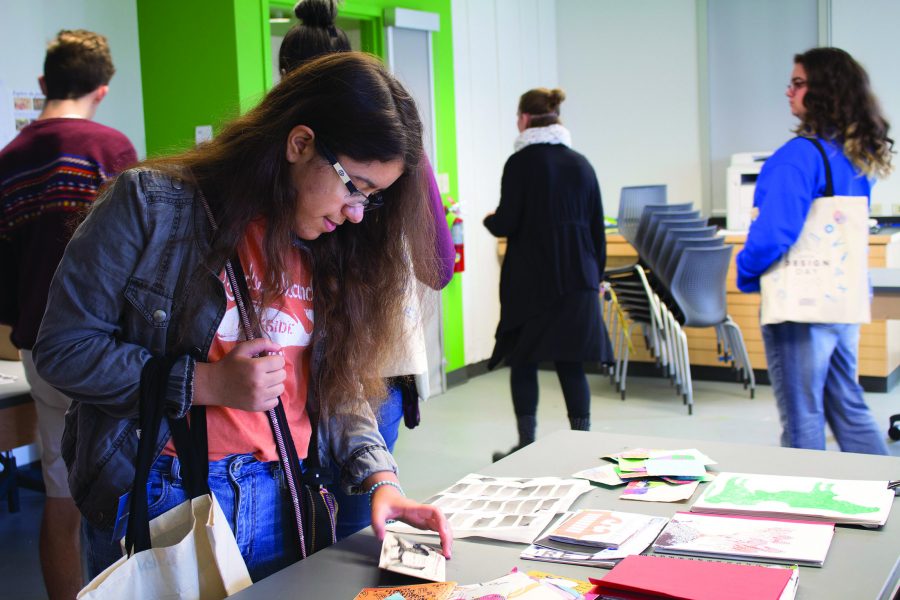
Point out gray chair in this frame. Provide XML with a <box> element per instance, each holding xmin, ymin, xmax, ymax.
<box><xmin>634</xmin><ymin>202</ymin><xmax>693</xmax><ymax>257</ymax></box>
<box><xmin>645</xmin><ymin>216</ymin><xmax>705</xmax><ymax>270</ymax></box>
<box><xmin>666</xmin><ymin>245</ymin><xmax>754</xmax><ymax>412</ymax></box>
<box><xmin>657</xmin><ymin>228</ymin><xmax>721</xmax><ymax>287</ymax></box>
<box><xmin>617</xmin><ymin>185</ymin><xmax>667</xmax><ymax>247</ymax></box>
<box><xmin>656</xmin><ymin>231</ymin><xmax>725</xmax><ymax>289</ymax></box>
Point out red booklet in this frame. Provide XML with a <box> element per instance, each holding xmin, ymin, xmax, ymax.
<box><xmin>588</xmin><ymin>555</ymin><xmax>794</xmax><ymax>600</ymax></box>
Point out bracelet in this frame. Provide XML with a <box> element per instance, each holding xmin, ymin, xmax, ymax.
<box><xmin>368</xmin><ymin>480</ymin><xmax>405</xmax><ymax>505</ymax></box>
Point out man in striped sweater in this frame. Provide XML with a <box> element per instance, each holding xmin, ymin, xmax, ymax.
<box><xmin>0</xmin><ymin>29</ymin><xmax>135</xmax><ymax>599</ymax></box>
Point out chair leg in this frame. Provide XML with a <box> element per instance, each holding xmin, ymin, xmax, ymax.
<box><xmin>676</xmin><ymin>327</ymin><xmax>693</xmax><ymax>414</ymax></box>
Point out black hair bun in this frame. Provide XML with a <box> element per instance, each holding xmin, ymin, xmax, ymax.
<box><xmin>294</xmin><ymin>0</ymin><xmax>338</xmax><ymax>27</ymax></box>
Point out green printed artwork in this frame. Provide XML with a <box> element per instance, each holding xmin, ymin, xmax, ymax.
<box><xmin>705</xmin><ymin>477</ymin><xmax>880</xmax><ymax>515</ymax></box>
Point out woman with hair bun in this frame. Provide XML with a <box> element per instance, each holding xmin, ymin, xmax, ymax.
<box><xmin>484</xmin><ymin>87</ymin><xmax>613</xmax><ymax>462</ymax></box>
<box><xmin>277</xmin><ymin>0</ymin><xmax>456</xmax><ymax>540</ymax></box>
<box><xmin>279</xmin><ymin>0</ymin><xmax>351</xmax><ymax>74</ymax></box>
<box><xmin>737</xmin><ymin>47</ymin><xmax>892</xmax><ymax>455</ymax></box>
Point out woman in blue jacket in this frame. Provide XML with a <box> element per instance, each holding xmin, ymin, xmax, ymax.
<box><xmin>736</xmin><ymin>48</ymin><xmax>892</xmax><ymax>455</ymax></box>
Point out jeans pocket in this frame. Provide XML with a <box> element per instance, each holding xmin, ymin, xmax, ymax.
<box><xmin>146</xmin><ymin>469</ymin><xmax>186</xmax><ymax>519</ymax></box>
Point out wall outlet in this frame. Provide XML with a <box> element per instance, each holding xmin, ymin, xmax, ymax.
<box><xmin>195</xmin><ymin>125</ymin><xmax>213</xmax><ymax>145</ymax></box>
<box><xmin>893</xmin><ymin>203</ymin><xmax>900</xmax><ymax>216</ymax></box>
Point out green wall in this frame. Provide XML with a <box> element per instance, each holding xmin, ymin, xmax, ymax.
<box><xmin>136</xmin><ymin>0</ymin><xmax>464</xmax><ymax>372</ymax></box>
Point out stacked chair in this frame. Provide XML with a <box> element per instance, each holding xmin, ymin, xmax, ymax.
<box><xmin>603</xmin><ymin>185</ymin><xmax>754</xmax><ymax>414</ymax></box>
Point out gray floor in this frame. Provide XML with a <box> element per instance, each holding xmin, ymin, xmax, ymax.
<box><xmin>1</xmin><ymin>368</ymin><xmax>897</xmax><ymax>598</ymax></box>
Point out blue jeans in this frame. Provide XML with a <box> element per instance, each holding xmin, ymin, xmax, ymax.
<box><xmin>331</xmin><ymin>386</ymin><xmax>403</xmax><ymax>540</ymax></box>
<box><xmin>83</xmin><ymin>454</ymin><xmax>301</xmax><ymax>583</ymax></box>
<box><xmin>762</xmin><ymin>322</ymin><xmax>889</xmax><ymax>455</ymax></box>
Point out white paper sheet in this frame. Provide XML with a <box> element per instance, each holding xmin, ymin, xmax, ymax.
<box><xmin>388</xmin><ymin>474</ymin><xmax>592</xmax><ymax>543</ymax></box>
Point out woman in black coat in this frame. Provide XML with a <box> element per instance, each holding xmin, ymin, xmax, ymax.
<box><xmin>484</xmin><ymin>87</ymin><xmax>612</xmax><ymax>461</ymax></box>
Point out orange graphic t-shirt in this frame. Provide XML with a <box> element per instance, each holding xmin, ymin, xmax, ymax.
<box><xmin>165</xmin><ymin>219</ymin><xmax>313</xmax><ymax>463</ymax></box>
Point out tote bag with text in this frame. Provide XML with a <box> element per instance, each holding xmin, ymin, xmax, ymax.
<box><xmin>760</xmin><ymin>138</ymin><xmax>870</xmax><ymax>326</ymax></box>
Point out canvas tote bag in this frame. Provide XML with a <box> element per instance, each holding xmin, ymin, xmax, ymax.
<box><xmin>759</xmin><ymin>138</ymin><xmax>870</xmax><ymax>326</ymax></box>
<box><xmin>78</xmin><ymin>358</ymin><xmax>251</xmax><ymax>600</ymax></box>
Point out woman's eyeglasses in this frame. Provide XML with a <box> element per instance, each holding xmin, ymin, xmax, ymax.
<box><xmin>317</xmin><ymin>140</ymin><xmax>384</xmax><ymax>211</ymax></box>
<box><xmin>787</xmin><ymin>78</ymin><xmax>807</xmax><ymax>93</ymax></box>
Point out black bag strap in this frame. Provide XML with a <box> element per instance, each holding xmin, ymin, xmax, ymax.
<box><xmin>226</xmin><ymin>254</ymin><xmax>324</xmax><ymax>478</ymax></box>
<box><xmin>125</xmin><ymin>357</ymin><xmax>209</xmax><ymax>555</ymax></box>
<box><xmin>802</xmin><ymin>137</ymin><xmax>835</xmax><ymax>197</ymax></box>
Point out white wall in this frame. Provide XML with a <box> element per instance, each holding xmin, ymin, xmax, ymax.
<box><xmin>706</xmin><ymin>0</ymin><xmax>818</xmax><ymax>217</ymax></box>
<box><xmin>0</xmin><ymin>0</ymin><xmax>145</xmax><ymax>157</ymax></box>
<box><xmin>832</xmin><ymin>0</ymin><xmax>900</xmax><ymax>216</ymax></box>
<box><xmin>452</xmin><ymin>0</ymin><xmax>558</xmax><ymax>364</ymax></box>
<box><xmin>556</xmin><ymin>0</ymin><xmax>703</xmax><ymax>217</ymax></box>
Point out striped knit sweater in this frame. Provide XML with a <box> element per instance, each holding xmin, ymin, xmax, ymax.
<box><xmin>0</xmin><ymin>118</ymin><xmax>136</xmax><ymax>349</ymax></box>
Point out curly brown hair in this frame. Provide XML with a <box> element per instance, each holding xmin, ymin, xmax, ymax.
<box><xmin>148</xmin><ymin>52</ymin><xmax>436</xmax><ymax>415</ymax></box>
<box><xmin>793</xmin><ymin>47</ymin><xmax>893</xmax><ymax>178</ymax></box>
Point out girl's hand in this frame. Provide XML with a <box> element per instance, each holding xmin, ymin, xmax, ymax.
<box><xmin>193</xmin><ymin>338</ymin><xmax>285</xmax><ymax>411</ymax></box>
<box><xmin>370</xmin><ymin>484</ymin><xmax>453</xmax><ymax>559</ymax></box>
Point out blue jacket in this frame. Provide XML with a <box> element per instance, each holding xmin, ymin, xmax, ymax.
<box><xmin>736</xmin><ymin>137</ymin><xmax>872</xmax><ymax>292</ymax></box>
<box><xmin>33</xmin><ymin>169</ymin><xmax>397</xmax><ymax>529</ymax></box>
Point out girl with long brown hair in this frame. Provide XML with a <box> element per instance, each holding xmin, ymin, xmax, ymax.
<box><xmin>737</xmin><ymin>47</ymin><xmax>892</xmax><ymax>455</ymax></box>
<box><xmin>33</xmin><ymin>52</ymin><xmax>452</xmax><ymax>582</ymax></box>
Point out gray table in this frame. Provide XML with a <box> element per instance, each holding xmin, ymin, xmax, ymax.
<box><xmin>232</xmin><ymin>430</ymin><xmax>900</xmax><ymax>600</ymax></box>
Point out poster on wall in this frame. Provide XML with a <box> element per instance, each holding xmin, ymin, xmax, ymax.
<box><xmin>0</xmin><ymin>84</ymin><xmax>45</xmax><ymax>148</ymax></box>
<box><xmin>13</xmin><ymin>89</ymin><xmax>44</xmax><ymax>131</ymax></box>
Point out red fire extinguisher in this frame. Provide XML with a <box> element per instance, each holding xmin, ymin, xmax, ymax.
<box><xmin>451</xmin><ymin>216</ymin><xmax>464</xmax><ymax>273</ymax></box>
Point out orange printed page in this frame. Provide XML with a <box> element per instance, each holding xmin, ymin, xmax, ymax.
<box><xmin>353</xmin><ymin>582</ymin><xmax>457</xmax><ymax>600</ymax></box>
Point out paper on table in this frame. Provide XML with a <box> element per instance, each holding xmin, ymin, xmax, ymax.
<box><xmin>621</xmin><ymin>479</ymin><xmax>700</xmax><ymax>502</ymax></box>
<box><xmin>645</xmin><ymin>458</ymin><xmax>707</xmax><ymax>478</ymax></box>
<box><xmin>388</xmin><ymin>474</ymin><xmax>592</xmax><ymax>543</ymax></box>
<box><xmin>379</xmin><ymin>533</ymin><xmax>446</xmax><ymax>582</ymax></box>
<box><xmin>354</xmin><ymin>582</ymin><xmax>457</xmax><ymax>600</ymax></box>
<box><xmin>603</xmin><ymin>448</ymin><xmax>717</xmax><ymax>466</ymax></box>
<box><xmin>652</xmin><ymin>512</ymin><xmax>835</xmax><ymax>566</ymax></box>
<box><xmin>450</xmin><ymin>570</ymin><xmax>572</xmax><ymax>600</ymax></box>
<box><xmin>572</xmin><ymin>464</ymin><xmax>624</xmax><ymax>486</ymax></box>
<box><xmin>522</xmin><ymin>513</ymin><xmax>668</xmax><ymax>567</ymax></box>
<box><xmin>691</xmin><ymin>472</ymin><xmax>894</xmax><ymax>526</ymax></box>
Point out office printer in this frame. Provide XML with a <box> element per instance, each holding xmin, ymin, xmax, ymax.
<box><xmin>726</xmin><ymin>151</ymin><xmax>771</xmax><ymax>231</ymax></box>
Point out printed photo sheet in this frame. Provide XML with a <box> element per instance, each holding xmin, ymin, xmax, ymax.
<box><xmin>379</xmin><ymin>533</ymin><xmax>447</xmax><ymax>582</ymax></box>
<box><xmin>387</xmin><ymin>474</ymin><xmax>592</xmax><ymax>543</ymax></box>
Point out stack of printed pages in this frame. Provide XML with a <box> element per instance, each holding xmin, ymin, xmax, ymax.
<box><xmin>691</xmin><ymin>472</ymin><xmax>894</xmax><ymax>527</ymax></box>
<box><xmin>521</xmin><ymin>509</ymin><xmax>667</xmax><ymax>567</ymax></box>
<box><xmin>652</xmin><ymin>512</ymin><xmax>835</xmax><ymax>567</ymax></box>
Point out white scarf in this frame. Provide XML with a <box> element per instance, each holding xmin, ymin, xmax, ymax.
<box><xmin>513</xmin><ymin>124</ymin><xmax>572</xmax><ymax>152</ymax></box>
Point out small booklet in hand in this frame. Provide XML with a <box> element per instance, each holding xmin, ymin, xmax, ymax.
<box><xmin>379</xmin><ymin>533</ymin><xmax>447</xmax><ymax>582</ymax></box>
<box><xmin>547</xmin><ymin>509</ymin><xmax>657</xmax><ymax>549</ymax></box>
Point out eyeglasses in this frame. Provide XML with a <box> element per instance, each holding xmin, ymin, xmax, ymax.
<box><xmin>317</xmin><ymin>140</ymin><xmax>384</xmax><ymax>211</ymax></box>
<box><xmin>787</xmin><ymin>78</ymin><xmax>807</xmax><ymax>93</ymax></box>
